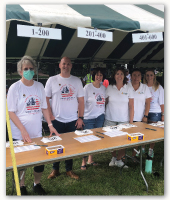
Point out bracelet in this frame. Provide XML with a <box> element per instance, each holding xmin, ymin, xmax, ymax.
<box><xmin>48</xmin><ymin>123</ymin><xmax>53</xmax><ymax>127</ymax></box>
<box><xmin>161</xmin><ymin>113</ymin><xmax>164</xmax><ymax>116</ymax></box>
<box><xmin>144</xmin><ymin>115</ymin><xmax>148</xmax><ymax>118</ymax></box>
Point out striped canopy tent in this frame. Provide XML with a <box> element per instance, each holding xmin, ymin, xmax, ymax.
<box><xmin>6</xmin><ymin>4</ymin><xmax>164</xmax><ymax>69</ymax></box>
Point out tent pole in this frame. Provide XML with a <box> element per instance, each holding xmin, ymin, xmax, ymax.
<box><xmin>37</xmin><ymin>62</ymin><xmax>39</xmax><ymax>81</ymax></box>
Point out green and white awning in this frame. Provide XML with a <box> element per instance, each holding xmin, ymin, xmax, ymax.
<box><xmin>6</xmin><ymin>4</ymin><xmax>164</xmax><ymax>67</ymax></box>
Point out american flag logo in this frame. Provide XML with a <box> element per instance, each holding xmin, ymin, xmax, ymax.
<box><xmin>61</xmin><ymin>86</ymin><xmax>75</xmax><ymax>98</ymax></box>
<box><xmin>25</xmin><ymin>96</ymin><xmax>40</xmax><ymax>112</ymax></box>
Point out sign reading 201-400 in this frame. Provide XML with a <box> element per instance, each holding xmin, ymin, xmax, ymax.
<box><xmin>86</xmin><ymin>30</ymin><xmax>106</xmax><ymax>39</ymax></box>
<box><xmin>17</xmin><ymin>24</ymin><xmax>62</xmax><ymax>40</ymax></box>
<box><xmin>78</xmin><ymin>27</ymin><xmax>113</xmax><ymax>42</ymax></box>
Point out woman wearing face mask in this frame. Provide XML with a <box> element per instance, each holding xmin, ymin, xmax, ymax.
<box><xmin>127</xmin><ymin>69</ymin><xmax>151</xmax><ymax>157</ymax></box>
<box><xmin>143</xmin><ymin>69</ymin><xmax>164</xmax><ymax>157</ymax></box>
<box><xmin>104</xmin><ymin>67</ymin><xmax>134</xmax><ymax>168</ymax></box>
<box><xmin>7</xmin><ymin>55</ymin><xmax>60</xmax><ymax>195</ymax></box>
<box><xmin>81</xmin><ymin>68</ymin><xmax>106</xmax><ymax>170</ymax></box>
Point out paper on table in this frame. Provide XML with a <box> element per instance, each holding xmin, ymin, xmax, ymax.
<box><xmin>103</xmin><ymin>130</ymin><xmax>128</xmax><ymax>138</ymax></box>
<box><xmin>102</xmin><ymin>124</ymin><xmax>137</xmax><ymax>132</ymax></box>
<box><xmin>75</xmin><ymin>129</ymin><xmax>93</xmax><ymax>136</ymax></box>
<box><xmin>41</xmin><ymin>136</ymin><xmax>62</xmax><ymax>143</ymax></box>
<box><xmin>6</xmin><ymin>140</ymin><xmax>24</xmax><ymax>148</ymax></box>
<box><xmin>14</xmin><ymin>145</ymin><xmax>41</xmax><ymax>153</ymax></box>
<box><xmin>149</xmin><ymin>121</ymin><xmax>164</xmax><ymax>127</ymax></box>
<box><xmin>74</xmin><ymin>135</ymin><xmax>101</xmax><ymax>143</ymax></box>
<box><xmin>102</xmin><ymin>126</ymin><xmax>122</xmax><ymax>132</ymax></box>
<box><xmin>118</xmin><ymin>124</ymin><xmax>137</xmax><ymax>129</ymax></box>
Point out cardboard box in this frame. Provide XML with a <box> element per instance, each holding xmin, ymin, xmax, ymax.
<box><xmin>45</xmin><ymin>145</ymin><xmax>65</xmax><ymax>156</ymax></box>
<box><xmin>127</xmin><ymin>133</ymin><xmax>144</xmax><ymax>141</ymax></box>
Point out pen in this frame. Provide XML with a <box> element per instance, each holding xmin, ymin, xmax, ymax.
<box><xmin>145</xmin><ymin>128</ymin><xmax>157</xmax><ymax>131</ymax></box>
<box><xmin>96</xmin><ymin>131</ymin><xmax>105</xmax><ymax>135</ymax></box>
<box><xmin>95</xmin><ymin>134</ymin><xmax>104</xmax><ymax>138</ymax></box>
<box><xmin>34</xmin><ymin>145</ymin><xmax>48</xmax><ymax>147</ymax></box>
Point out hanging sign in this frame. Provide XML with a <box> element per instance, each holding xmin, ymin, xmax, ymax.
<box><xmin>77</xmin><ymin>27</ymin><xmax>113</xmax><ymax>42</ymax></box>
<box><xmin>132</xmin><ymin>32</ymin><xmax>163</xmax><ymax>43</ymax></box>
<box><xmin>17</xmin><ymin>24</ymin><xmax>62</xmax><ymax>40</ymax></box>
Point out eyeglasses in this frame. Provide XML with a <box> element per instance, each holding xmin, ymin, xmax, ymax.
<box><xmin>23</xmin><ymin>68</ymin><xmax>34</xmax><ymax>71</ymax></box>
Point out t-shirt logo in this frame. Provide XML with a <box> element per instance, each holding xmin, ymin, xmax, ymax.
<box><xmin>96</xmin><ymin>94</ymin><xmax>105</xmax><ymax>105</ymax></box>
<box><xmin>60</xmin><ymin>84</ymin><xmax>75</xmax><ymax>100</ymax></box>
<box><xmin>25</xmin><ymin>95</ymin><xmax>40</xmax><ymax>114</ymax></box>
<box><xmin>121</xmin><ymin>92</ymin><xmax>128</xmax><ymax>95</ymax></box>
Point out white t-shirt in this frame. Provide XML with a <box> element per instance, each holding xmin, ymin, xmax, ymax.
<box><xmin>127</xmin><ymin>82</ymin><xmax>151</xmax><ymax>121</ymax></box>
<box><xmin>45</xmin><ymin>74</ymin><xmax>84</xmax><ymax>123</ymax></box>
<box><xmin>84</xmin><ymin>83</ymin><xmax>106</xmax><ymax>119</ymax></box>
<box><xmin>105</xmin><ymin>84</ymin><xmax>134</xmax><ymax>122</ymax></box>
<box><xmin>148</xmin><ymin>85</ymin><xmax>164</xmax><ymax>113</ymax></box>
<box><xmin>7</xmin><ymin>80</ymin><xmax>47</xmax><ymax>140</ymax></box>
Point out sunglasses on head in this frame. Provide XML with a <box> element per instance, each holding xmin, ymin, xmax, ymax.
<box><xmin>23</xmin><ymin>68</ymin><xmax>34</xmax><ymax>71</ymax></box>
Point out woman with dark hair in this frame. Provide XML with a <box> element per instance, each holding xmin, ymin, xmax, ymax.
<box><xmin>128</xmin><ymin>68</ymin><xmax>151</xmax><ymax>157</ymax></box>
<box><xmin>81</xmin><ymin>67</ymin><xmax>106</xmax><ymax>170</ymax></box>
<box><xmin>143</xmin><ymin>69</ymin><xmax>164</xmax><ymax>157</ymax></box>
<box><xmin>104</xmin><ymin>67</ymin><xmax>134</xmax><ymax>168</ymax></box>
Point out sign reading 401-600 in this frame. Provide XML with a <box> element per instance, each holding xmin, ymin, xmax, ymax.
<box><xmin>17</xmin><ymin>24</ymin><xmax>62</xmax><ymax>40</ymax></box>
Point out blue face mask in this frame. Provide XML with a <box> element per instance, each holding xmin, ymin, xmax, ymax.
<box><xmin>23</xmin><ymin>70</ymin><xmax>34</xmax><ymax>80</ymax></box>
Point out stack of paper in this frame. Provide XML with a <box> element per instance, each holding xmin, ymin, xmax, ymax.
<box><xmin>102</xmin><ymin>126</ymin><xmax>122</xmax><ymax>132</ymax></box>
<box><xmin>6</xmin><ymin>140</ymin><xmax>24</xmax><ymax>148</ymax></box>
<box><xmin>74</xmin><ymin>135</ymin><xmax>101</xmax><ymax>143</ymax></box>
<box><xmin>149</xmin><ymin>121</ymin><xmax>164</xmax><ymax>128</ymax></box>
<box><xmin>118</xmin><ymin>124</ymin><xmax>137</xmax><ymax>129</ymax></box>
<box><xmin>102</xmin><ymin>124</ymin><xmax>137</xmax><ymax>132</ymax></box>
<box><xmin>14</xmin><ymin>145</ymin><xmax>41</xmax><ymax>153</ymax></box>
<box><xmin>103</xmin><ymin>130</ymin><xmax>128</xmax><ymax>138</ymax></box>
<box><xmin>41</xmin><ymin>136</ymin><xmax>62</xmax><ymax>143</ymax></box>
<box><xmin>75</xmin><ymin>129</ymin><xmax>93</xmax><ymax>136</ymax></box>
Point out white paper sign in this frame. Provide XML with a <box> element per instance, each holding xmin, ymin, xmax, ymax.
<box><xmin>77</xmin><ymin>27</ymin><xmax>113</xmax><ymax>42</ymax></box>
<box><xmin>17</xmin><ymin>24</ymin><xmax>62</xmax><ymax>40</ymax></box>
<box><xmin>132</xmin><ymin>32</ymin><xmax>163</xmax><ymax>43</ymax></box>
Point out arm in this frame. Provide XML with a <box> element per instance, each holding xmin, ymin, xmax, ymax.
<box><xmin>8</xmin><ymin>111</ymin><xmax>32</xmax><ymax>142</ymax></box>
<box><xmin>129</xmin><ymin>98</ymin><xmax>134</xmax><ymax>123</ymax></box>
<box><xmin>42</xmin><ymin>109</ymin><xmax>60</xmax><ymax>137</ymax></box>
<box><xmin>105</xmin><ymin>97</ymin><xmax>109</xmax><ymax>106</ymax></box>
<box><xmin>160</xmin><ymin>104</ymin><xmax>164</xmax><ymax>121</ymax></box>
<box><xmin>75</xmin><ymin>97</ymin><xmax>84</xmax><ymax>129</ymax></box>
<box><xmin>142</xmin><ymin>98</ymin><xmax>151</xmax><ymax>123</ymax></box>
<box><xmin>46</xmin><ymin>97</ymin><xmax>55</xmax><ymax>121</ymax></box>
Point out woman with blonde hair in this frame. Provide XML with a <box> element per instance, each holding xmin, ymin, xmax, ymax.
<box><xmin>143</xmin><ymin>68</ymin><xmax>164</xmax><ymax>157</ymax></box>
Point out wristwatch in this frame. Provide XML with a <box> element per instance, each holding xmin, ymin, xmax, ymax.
<box><xmin>144</xmin><ymin>115</ymin><xmax>148</xmax><ymax>118</ymax></box>
<box><xmin>79</xmin><ymin>117</ymin><xmax>84</xmax><ymax>120</ymax></box>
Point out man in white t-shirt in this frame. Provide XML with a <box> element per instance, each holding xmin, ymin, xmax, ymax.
<box><xmin>45</xmin><ymin>57</ymin><xmax>84</xmax><ymax>180</ymax></box>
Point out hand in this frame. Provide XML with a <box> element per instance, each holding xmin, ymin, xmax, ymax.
<box><xmin>161</xmin><ymin>115</ymin><xmax>164</xmax><ymax>122</ymax></box>
<box><xmin>21</xmin><ymin>129</ymin><xmax>32</xmax><ymax>143</ymax></box>
<box><xmin>49</xmin><ymin>126</ymin><xmax>61</xmax><ymax>137</ymax></box>
<box><xmin>142</xmin><ymin>117</ymin><xmax>148</xmax><ymax>123</ymax></box>
<box><xmin>75</xmin><ymin>118</ymin><xmax>84</xmax><ymax>130</ymax></box>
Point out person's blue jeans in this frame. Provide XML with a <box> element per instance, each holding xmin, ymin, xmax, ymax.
<box><xmin>51</xmin><ymin>119</ymin><xmax>77</xmax><ymax>172</ymax></box>
<box><xmin>83</xmin><ymin>114</ymin><xmax>105</xmax><ymax>129</ymax></box>
<box><xmin>148</xmin><ymin>113</ymin><xmax>161</xmax><ymax>122</ymax></box>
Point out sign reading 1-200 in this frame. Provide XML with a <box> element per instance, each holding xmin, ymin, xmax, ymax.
<box><xmin>32</xmin><ymin>28</ymin><xmax>49</xmax><ymax>36</ymax></box>
<box><xmin>17</xmin><ymin>24</ymin><xmax>62</xmax><ymax>40</ymax></box>
<box><xmin>78</xmin><ymin>27</ymin><xmax>113</xmax><ymax>42</ymax></box>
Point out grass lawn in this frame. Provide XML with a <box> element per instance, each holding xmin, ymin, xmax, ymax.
<box><xmin>6</xmin><ymin>139</ymin><xmax>164</xmax><ymax>196</ymax></box>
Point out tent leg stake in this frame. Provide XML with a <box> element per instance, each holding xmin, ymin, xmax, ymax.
<box><xmin>140</xmin><ymin>146</ymin><xmax>148</xmax><ymax>192</ymax></box>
